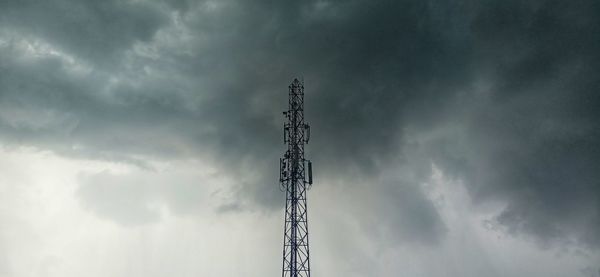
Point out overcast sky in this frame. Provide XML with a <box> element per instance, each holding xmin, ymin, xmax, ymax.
<box><xmin>1</xmin><ymin>0</ymin><xmax>600</xmax><ymax>276</ymax></box>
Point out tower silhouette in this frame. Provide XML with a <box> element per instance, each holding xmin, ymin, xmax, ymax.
<box><xmin>279</xmin><ymin>78</ymin><xmax>313</xmax><ymax>277</ymax></box>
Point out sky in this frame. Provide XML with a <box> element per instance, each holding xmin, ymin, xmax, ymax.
<box><xmin>1</xmin><ymin>0</ymin><xmax>600</xmax><ymax>276</ymax></box>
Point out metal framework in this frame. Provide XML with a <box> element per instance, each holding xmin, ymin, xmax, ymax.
<box><xmin>279</xmin><ymin>78</ymin><xmax>313</xmax><ymax>277</ymax></box>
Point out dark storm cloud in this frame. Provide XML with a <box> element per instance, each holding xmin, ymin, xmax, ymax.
<box><xmin>0</xmin><ymin>47</ymin><xmax>197</xmax><ymax>167</ymax></box>
<box><xmin>0</xmin><ymin>0</ymin><xmax>168</xmax><ymax>67</ymax></box>
<box><xmin>430</xmin><ymin>0</ymin><xmax>600</xmax><ymax>249</ymax></box>
<box><xmin>1</xmin><ymin>0</ymin><xmax>600</xmax><ymax>250</ymax></box>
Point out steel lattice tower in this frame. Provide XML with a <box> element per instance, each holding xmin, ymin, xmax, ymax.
<box><xmin>279</xmin><ymin>78</ymin><xmax>313</xmax><ymax>277</ymax></box>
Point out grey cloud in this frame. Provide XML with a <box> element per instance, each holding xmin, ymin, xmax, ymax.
<box><xmin>1</xmin><ymin>0</ymin><xmax>599</xmax><ymax>252</ymax></box>
<box><xmin>428</xmin><ymin>0</ymin><xmax>600</xmax><ymax>249</ymax></box>
<box><xmin>0</xmin><ymin>49</ymin><xmax>187</xmax><ymax>166</ymax></box>
<box><xmin>0</xmin><ymin>0</ymin><xmax>168</xmax><ymax>67</ymax></box>
<box><xmin>77</xmin><ymin>171</ymin><xmax>161</xmax><ymax>226</ymax></box>
<box><xmin>364</xmin><ymin>180</ymin><xmax>446</xmax><ymax>246</ymax></box>
<box><xmin>77</xmin><ymin>169</ymin><xmax>215</xmax><ymax>226</ymax></box>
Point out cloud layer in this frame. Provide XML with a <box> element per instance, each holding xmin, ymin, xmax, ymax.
<box><xmin>1</xmin><ymin>0</ymin><xmax>600</xmax><ymax>275</ymax></box>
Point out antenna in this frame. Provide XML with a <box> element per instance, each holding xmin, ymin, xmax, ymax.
<box><xmin>279</xmin><ymin>78</ymin><xmax>313</xmax><ymax>277</ymax></box>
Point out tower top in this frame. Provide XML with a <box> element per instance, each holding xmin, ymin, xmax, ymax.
<box><xmin>290</xmin><ymin>78</ymin><xmax>302</xmax><ymax>88</ymax></box>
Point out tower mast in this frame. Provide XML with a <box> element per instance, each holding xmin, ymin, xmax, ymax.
<box><xmin>279</xmin><ymin>78</ymin><xmax>313</xmax><ymax>277</ymax></box>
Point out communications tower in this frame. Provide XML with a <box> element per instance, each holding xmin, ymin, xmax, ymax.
<box><xmin>279</xmin><ymin>78</ymin><xmax>313</xmax><ymax>277</ymax></box>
